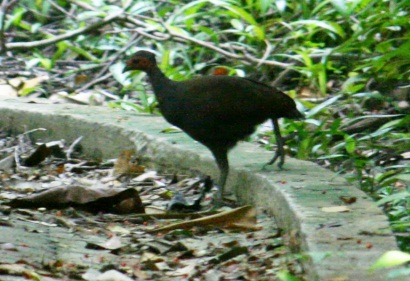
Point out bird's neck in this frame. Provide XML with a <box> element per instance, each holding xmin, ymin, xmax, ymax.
<box><xmin>146</xmin><ymin>66</ymin><xmax>175</xmax><ymax>97</ymax></box>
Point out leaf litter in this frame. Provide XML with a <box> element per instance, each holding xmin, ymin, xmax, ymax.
<box><xmin>0</xmin><ymin>128</ymin><xmax>305</xmax><ymax>280</ymax></box>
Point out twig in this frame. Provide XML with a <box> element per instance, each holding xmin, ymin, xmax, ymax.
<box><xmin>0</xmin><ymin>0</ymin><xmax>18</xmax><ymax>53</ymax></box>
<box><xmin>73</xmin><ymin>73</ymin><xmax>112</xmax><ymax>94</ymax></box>
<box><xmin>72</xmin><ymin>17</ymin><xmax>142</xmax><ymax>94</ymax></box>
<box><xmin>66</xmin><ymin>136</ymin><xmax>83</xmax><ymax>160</ymax></box>
<box><xmin>5</xmin><ymin>11</ymin><xmax>123</xmax><ymax>50</ymax></box>
<box><xmin>125</xmin><ymin>14</ymin><xmax>292</xmax><ymax>68</ymax></box>
<box><xmin>256</xmin><ymin>39</ymin><xmax>273</xmax><ymax>67</ymax></box>
<box><xmin>271</xmin><ymin>67</ymin><xmax>296</xmax><ymax>87</ymax></box>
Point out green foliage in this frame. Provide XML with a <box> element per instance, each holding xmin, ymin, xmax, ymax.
<box><xmin>1</xmin><ymin>0</ymin><xmax>409</xmax><ymax>252</ymax></box>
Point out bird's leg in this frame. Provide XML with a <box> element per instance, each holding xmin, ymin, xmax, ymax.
<box><xmin>264</xmin><ymin>118</ymin><xmax>285</xmax><ymax>169</ymax></box>
<box><xmin>211</xmin><ymin>147</ymin><xmax>229</xmax><ymax>206</ymax></box>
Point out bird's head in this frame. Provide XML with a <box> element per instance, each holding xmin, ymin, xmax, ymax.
<box><xmin>123</xmin><ymin>50</ymin><xmax>157</xmax><ymax>73</ymax></box>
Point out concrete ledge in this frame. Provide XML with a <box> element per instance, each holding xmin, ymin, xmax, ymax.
<box><xmin>0</xmin><ymin>98</ymin><xmax>405</xmax><ymax>281</ymax></box>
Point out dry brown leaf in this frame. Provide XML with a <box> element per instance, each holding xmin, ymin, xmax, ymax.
<box><xmin>321</xmin><ymin>206</ymin><xmax>350</xmax><ymax>213</ymax></box>
<box><xmin>8</xmin><ymin>185</ymin><xmax>145</xmax><ymax>214</ymax></box>
<box><xmin>114</xmin><ymin>150</ymin><xmax>145</xmax><ymax>177</ymax></box>
<box><xmin>339</xmin><ymin>196</ymin><xmax>357</xmax><ymax>204</ymax></box>
<box><xmin>20</xmin><ymin>75</ymin><xmax>49</xmax><ymax>92</ymax></box>
<box><xmin>148</xmin><ymin>205</ymin><xmax>260</xmax><ymax>233</ymax></box>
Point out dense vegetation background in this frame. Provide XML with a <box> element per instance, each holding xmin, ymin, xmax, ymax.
<box><xmin>0</xmin><ymin>0</ymin><xmax>409</xmax><ymax>255</ymax></box>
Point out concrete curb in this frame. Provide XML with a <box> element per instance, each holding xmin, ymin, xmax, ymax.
<box><xmin>0</xmin><ymin>98</ymin><xmax>405</xmax><ymax>281</ymax></box>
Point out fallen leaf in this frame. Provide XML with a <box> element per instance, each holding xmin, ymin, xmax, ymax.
<box><xmin>132</xmin><ymin>170</ymin><xmax>158</xmax><ymax>182</ymax></box>
<box><xmin>0</xmin><ymin>264</ymin><xmax>40</xmax><ymax>279</ymax></box>
<box><xmin>370</xmin><ymin>250</ymin><xmax>410</xmax><ymax>270</ymax></box>
<box><xmin>86</xmin><ymin>235</ymin><xmax>122</xmax><ymax>251</ymax></box>
<box><xmin>7</xmin><ymin>185</ymin><xmax>144</xmax><ymax>214</ymax></box>
<box><xmin>114</xmin><ymin>150</ymin><xmax>145</xmax><ymax>177</ymax></box>
<box><xmin>96</xmin><ymin>269</ymin><xmax>133</xmax><ymax>281</ymax></box>
<box><xmin>140</xmin><ymin>252</ymin><xmax>164</xmax><ymax>263</ymax></box>
<box><xmin>149</xmin><ymin>205</ymin><xmax>260</xmax><ymax>233</ymax></box>
<box><xmin>339</xmin><ymin>196</ymin><xmax>357</xmax><ymax>204</ymax></box>
<box><xmin>321</xmin><ymin>206</ymin><xmax>350</xmax><ymax>213</ymax></box>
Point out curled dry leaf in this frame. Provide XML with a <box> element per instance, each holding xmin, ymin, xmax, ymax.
<box><xmin>149</xmin><ymin>205</ymin><xmax>260</xmax><ymax>233</ymax></box>
<box><xmin>113</xmin><ymin>150</ymin><xmax>145</xmax><ymax>177</ymax></box>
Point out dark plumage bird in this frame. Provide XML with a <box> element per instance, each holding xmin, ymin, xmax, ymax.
<box><xmin>123</xmin><ymin>50</ymin><xmax>303</xmax><ymax>205</ymax></box>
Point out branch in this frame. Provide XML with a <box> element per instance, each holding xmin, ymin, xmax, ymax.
<box><xmin>125</xmin><ymin>15</ymin><xmax>292</xmax><ymax>68</ymax></box>
<box><xmin>74</xmin><ymin>33</ymin><xmax>142</xmax><ymax>94</ymax></box>
<box><xmin>5</xmin><ymin>11</ymin><xmax>123</xmax><ymax>51</ymax></box>
<box><xmin>0</xmin><ymin>0</ymin><xmax>18</xmax><ymax>53</ymax></box>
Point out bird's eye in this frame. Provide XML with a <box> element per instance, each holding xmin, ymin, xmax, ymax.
<box><xmin>133</xmin><ymin>58</ymin><xmax>140</xmax><ymax>64</ymax></box>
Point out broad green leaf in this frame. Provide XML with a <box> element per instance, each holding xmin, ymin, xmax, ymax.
<box><xmin>291</xmin><ymin>20</ymin><xmax>346</xmax><ymax>38</ymax></box>
<box><xmin>252</xmin><ymin>25</ymin><xmax>265</xmax><ymax>40</ymax></box>
<box><xmin>221</xmin><ymin>4</ymin><xmax>257</xmax><ymax>25</ymax></box>
<box><xmin>166</xmin><ymin>25</ymin><xmax>189</xmax><ymax>36</ymax></box>
<box><xmin>358</xmin><ymin>128</ymin><xmax>394</xmax><ymax>140</ymax></box>
<box><xmin>258</xmin><ymin>0</ymin><xmax>271</xmax><ymax>13</ymax></box>
<box><xmin>128</xmin><ymin>1</ymin><xmax>154</xmax><ymax>14</ymax></box>
<box><xmin>344</xmin><ymin>134</ymin><xmax>356</xmax><ymax>154</ymax></box>
<box><xmin>394</xmin><ymin>174</ymin><xmax>410</xmax><ymax>182</ymax></box>
<box><xmin>160</xmin><ymin>50</ymin><xmax>171</xmax><ymax>72</ymax></box>
<box><xmin>26</xmin><ymin>58</ymin><xmax>41</xmax><ymax>69</ymax></box>
<box><xmin>306</xmin><ymin>95</ymin><xmax>341</xmax><ymax>118</ymax></box>
<box><xmin>66</xmin><ymin>45</ymin><xmax>98</xmax><ymax>61</ymax></box>
<box><xmin>109</xmin><ymin>62</ymin><xmax>128</xmax><ymax>86</ymax></box>
<box><xmin>379</xmin><ymin>118</ymin><xmax>404</xmax><ymax>130</ymax></box>
<box><xmin>331</xmin><ymin>0</ymin><xmax>350</xmax><ymax>16</ymax></box>
<box><xmin>370</xmin><ymin>251</ymin><xmax>410</xmax><ymax>270</ymax></box>
<box><xmin>275</xmin><ymin>0</ymin><xmax>287</xmax><ymax>12</ymax></box>
<box><xmin>231</xmin><ymin>19</ymin><xmax>244</xmax><ymax>31</ymax></box>
<box><xmin>376</xmin><ymin>192</ymin><xmax>410</xmax><ymax>206</ymax></box>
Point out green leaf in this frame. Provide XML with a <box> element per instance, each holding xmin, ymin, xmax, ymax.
<box><xmin>291</xmin><ymin>20</ymin><xmax>346</xmax><ymax>38</ymax></box>
<box><xmin>258</xmin><ymin>0</ymin><xmax>271</xmax><ymax>13</ymax></box>
<box><xmin>166</xmin><ymin>25</ymin><xmax>189</xmax><ymax>36</ymax></box>
<box><xmin>394</xmin><ymin>174</ymin><xmax>410</xmax><ymax>182</ymax></box>
<box><xmin>66</xmin><ymin>45</ymin><xmax>99</xmax><ymax>61</ymax></box>
<box><xmin>222</xmin><ymin>4</ymin><xmax>257</xmax><ymax>25</ymax></box>
<box><xmin>231</xmin><ymin>19</ymin><xmax>244</xmax><ymax>31</ymax></box>
<box><xmin>370</xmin><ymin>251</ymin><xmax>410</xmax><ymax>270</ymax></box>
<box><xmin>376</xmin><ymin>192</ymin><xmax>410</xmax><ymax>206</ymax></box>
<box><xmin>109</xmin><ymin>62</ymin><xmax>128</xmax><ymax>86</ymax></box>
<box><xmin>128</xmin><ymin>1</ymin><xmax>155</xmax><ymax>14</ymax></box>
<box><xmin>275</xmin><ymin>0</ymin><xmax>287</xmax><ymax>12</ymax></box>
<box><xmin>378</xmin><ymin>118</ymin><xmax>404</xmax><ymax>130</ymax></box>
<box><xmin>77</xmin><ymin>11</ymin><xmax>105</xmax><ymax>21</ymax></box>
<box><xmin>331</xmin><ymin>0</ymin><xmax>350</xmax><ymax>16</ymax></box>
<box><xmin>344</xmin><ymin>134</ymin><xmax>356</xmax><ymax>154</ymax></box>
<box><xmin>252</xmin><ymin>25</ymin><xmax>265</xmax><ymax>40</ymax></box>
<box><xmin>277</xmin><ymin>270</ymin><xmax>303</xmax><ymax>281</ymax></box>
<box><xmin>306</xmin><ymin>95</ymin><xmax>341</xmax><ymax>118</ymax></box>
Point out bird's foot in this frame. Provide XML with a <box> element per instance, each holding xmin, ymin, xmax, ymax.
<box><xmin>262</xmin><ymin>153</ymin><xmax>285</xmax><ymax>170</ymax></box>
<box><xmin>211</xmin><ymin>192</ymin><xmax>237</xmax><ymax>209</ymax></box>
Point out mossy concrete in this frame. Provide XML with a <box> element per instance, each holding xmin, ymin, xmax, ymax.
<box><xmin>0</xmin><ymin>97</ymin><xmax>406</xmax><ymax>281</ymax></box>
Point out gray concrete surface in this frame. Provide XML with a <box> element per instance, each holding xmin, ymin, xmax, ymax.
<box><xmin>0</xmin><ymin>98</ymin><xmax>406</xmax><ymax>281</ymax></box>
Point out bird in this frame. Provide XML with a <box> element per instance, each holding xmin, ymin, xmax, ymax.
<box><xmin>123</xmin><ymin>50</ymin><xmax>304</xmax><ymax>206</ymax></box>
